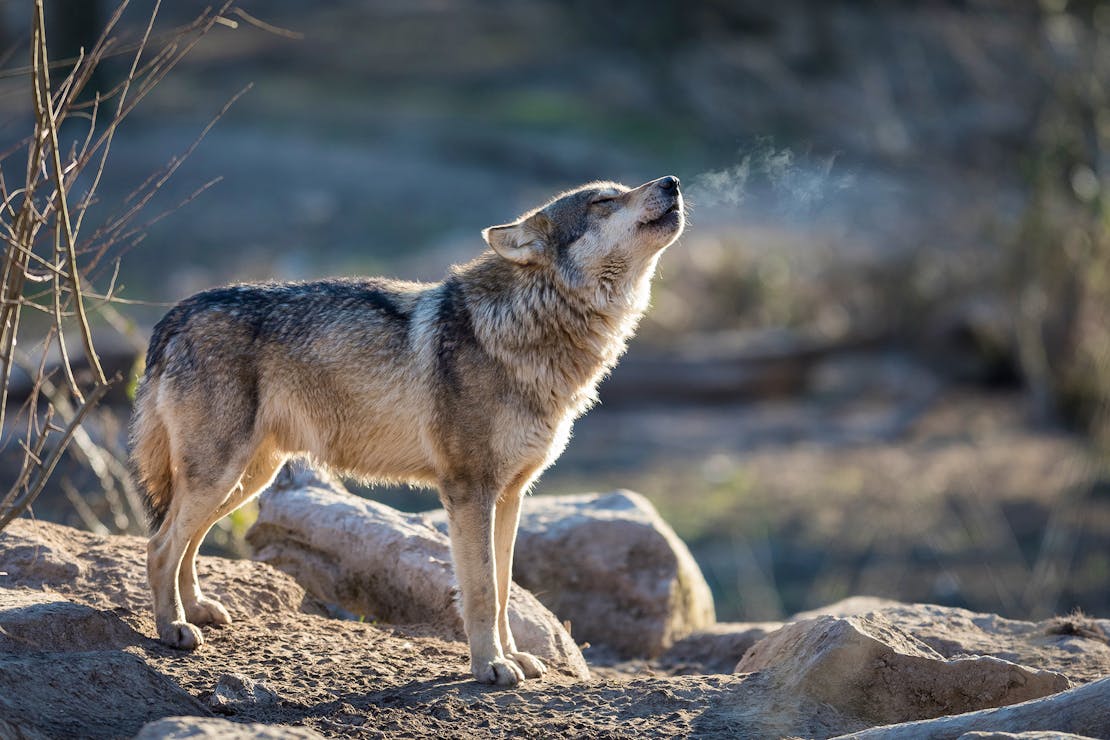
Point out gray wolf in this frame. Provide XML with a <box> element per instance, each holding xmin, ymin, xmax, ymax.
<box><xmin>130</xmin><ymin>176</ymin><xmax>685</xmax><ymax>685</ymax></box>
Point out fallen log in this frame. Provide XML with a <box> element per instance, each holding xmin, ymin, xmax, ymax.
<box><xmin>599</xmin><ymin>328</ymin><xmax>885</xmax><ymax>406</ymax></box>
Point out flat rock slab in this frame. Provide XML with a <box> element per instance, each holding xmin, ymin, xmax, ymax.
<box><xmin>0</xmin><ymin>651</ymin><xmax>209</xmax><ymax>739</ymax></box>
<box><xmin>832</xmin><ymin>676</ymin><xmax>1110</xmax><ymax>740</ymax></box>
<box><xmin>738</xmin><ymin>614</ymin><xmax>1071</xmax><ymax>726</ymax></box>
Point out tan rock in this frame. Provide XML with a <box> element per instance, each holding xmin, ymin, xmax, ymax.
<box><xmin>958</xmin><ymin>733</ymin><xmax>1103</xmax><ymax>740</ymax></box>
<box><xmin>737</xmin><ymin>614</ymin><xmax>1070</xmax><ymax>726</ymax></box>
<box><xmin>792</xmin><ymin>595</ymin><xmax>905</xmax><ymax>620</ymax></box>
<box><xmin>831</xmin><ymin>676</ymin><xmax>1110</xmax><ymax>740</ymax></box>
<box><xmin>871</xmin><ymin>603</ymin><xmax>1110</xmax><ymax>685</ymax></box>
<box><xmin>208</xmin><ymin>673</ymin><xmax>283</xmax><ymax>715</ymax></box>
<box><xmin>506</xmin><ymin>490</ymin><xmax>715</xmax><ymax>658</ymax></box>
<box><xmin>793</xmin><ymin>600</ymin><xmax>1110</xmax><ymax>685</ymax></box>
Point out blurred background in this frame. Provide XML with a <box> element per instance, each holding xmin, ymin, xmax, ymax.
<box><xmin>1</xmin><ymin>0</ymin><xmax>1108</xmax><ymax>623</ymax></box>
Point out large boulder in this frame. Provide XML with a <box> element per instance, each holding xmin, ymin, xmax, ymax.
<box><xmin>437</xmin><ymin>490</ymin><xmax>716</xmax><ymax>658</ymax></box>
<box><xmin>737</xmin><ymin>614</ymin><xmax>1071</xmax><ymax>726</ymax></box>
<box><xmin>246</xmin><ymin>470</ymin><xmax>589</xmax><ymax>679</ymax></box>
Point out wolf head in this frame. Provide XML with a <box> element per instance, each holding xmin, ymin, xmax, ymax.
<box><xmin>481</xmin><ymin>176</ymin><xmax>684</xmax><ymax>304</ymax></box>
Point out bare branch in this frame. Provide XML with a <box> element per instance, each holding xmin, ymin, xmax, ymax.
<box><xmin>0</xmin><ymin>382</ymin><xmax>111</xmax><ymax>529</ymax></box>
<box><xmin>1</xmin><ymin>1</ymin><xmax>248</xmax><ymax>533</ymax></box>
<box><xmin>33</xmin><ymin>0</ymin><xmax>106</xmax><ymax>386</ymax></box>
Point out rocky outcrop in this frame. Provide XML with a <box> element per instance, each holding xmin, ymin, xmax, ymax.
<box><xmin>792</xmin><ymin>599</ymin><xmax>1110</xmax><ymax>685</ymax></box>
<box><xmin>246</xmin><ymin>470</ymin><xmax>589</xmax><ymax>680</ymax></box>
<box><xmin>737</xmin><ymin>614</ymin><xmax>1071</xmax><ymax>726</ymax></box>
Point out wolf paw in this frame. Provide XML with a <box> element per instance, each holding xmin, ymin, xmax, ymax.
<box><xmin>184</xmin><ymin>596</ymin><xmax>232</xmax><ymax>626</ymax></box>
<box><xmin>472</xmin><ymin>657</ymin><xmax>525</xmax><ymax>687</ymax></box>
<box><xmin>508</xmin><ymin>651</ymin><xmax>547</xmax><ymax>679</ymax></box>
<box><xmin>159</xmin><ymin>620</ymin><xmax>204</xmax><ymax>650</ymax></box>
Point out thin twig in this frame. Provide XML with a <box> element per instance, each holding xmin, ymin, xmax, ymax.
<box><xmin>231</xmin><ymin>8</ymin><xmax>305</xmax><ymax>40</ymax></box>
<box><xmin>34</xmin><ymin>0</ymin><xmax>106</xmax><ymax>386</ymax></box>
<box><xmin>84</xmin><ymin>83</ymin><xmax>249</xmax><ymax>272</ymax></box>
<box><xmin>0</xmin><ymin>382</ymin><xmax>112</xmax><ymax>529</ymax></box>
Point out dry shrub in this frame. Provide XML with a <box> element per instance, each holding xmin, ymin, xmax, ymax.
<box><xmin>0</xmin><ymin>1</ymin><xmax>248</xmax><ymax>530</ymax></box>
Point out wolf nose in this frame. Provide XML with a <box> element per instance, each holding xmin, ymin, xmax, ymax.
<box><xmin>659</xmin><ymin>176</ymin><xmax>680</xmax><ymax>191</ymax></box>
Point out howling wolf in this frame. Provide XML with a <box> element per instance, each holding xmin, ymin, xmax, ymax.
<box><xmin>130</xmin><ymin>176</ymin><xmax>685</xmax><ymax>686</ymax></box>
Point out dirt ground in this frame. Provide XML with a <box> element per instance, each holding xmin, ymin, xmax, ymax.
<box><xmin>0</xmin><ymin>519</ymin><xmax>863</xmax><ymax>739</ymax></box>
<box><xmin>4</xmin><ymin>508</ymin><xmax>1109</xmax><ymax>738</ymax></box>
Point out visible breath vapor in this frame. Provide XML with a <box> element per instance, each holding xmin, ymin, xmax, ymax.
<box><xmin>685</xmin><ymin>142</ymin><xmax>855</xmax><ymax>217</ymax></box>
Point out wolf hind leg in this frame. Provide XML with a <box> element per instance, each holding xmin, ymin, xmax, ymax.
<box><xmin>148</xmin><ymin>439</ymin><xmax>257</xmax><ymax>649</ymax></box>
<box><xmin>494</xmin><ymin>485</ymin><xmax>546</xmax><ymax>679</ymax></box>
<box><xmin>148</xmin><ymin>481</ymin><xmax>226</xmax><ymax>649</ymax></box>
<box><xmin>178</xmin><ymin>444</ymin><xmax>287</xmax><ymax>627</ymax></box>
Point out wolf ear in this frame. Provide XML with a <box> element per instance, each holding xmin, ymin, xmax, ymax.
<box><xmin>482</xmin><ymin>213</ymin><xmax>552</xmax><ymax>265</ymax></box>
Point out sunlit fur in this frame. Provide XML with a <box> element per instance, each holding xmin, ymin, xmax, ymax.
<box><xmin>130</xmin><ymin>176</ymin><xmax>684</xmax><ymax>686</ymax></box>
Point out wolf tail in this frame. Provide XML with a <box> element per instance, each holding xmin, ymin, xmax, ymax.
<box><xmin>129</xmin><ymin>375</ymin><xmax>173</xmax><ymax>533</ymax></box>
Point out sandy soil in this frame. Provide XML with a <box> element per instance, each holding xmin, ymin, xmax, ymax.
<box><xmin>3</xmin><ymin>513</ymin><xmax>1108</xmax><ymax>738</ymax></box>
<box><xmin>0</xmin><ymin>519</ymin><xmax>854</xmax><ymax>739</ymax></box>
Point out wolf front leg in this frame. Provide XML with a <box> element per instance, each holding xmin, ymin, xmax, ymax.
<box><xmin>493</xmin><ymin>486</ymin><xmax>547</xmax><ymax>678</ymax></box>
<box><xmin>442</xmin><ymin>487</ymin><xmax>525</xmax><ymax>686</ymax></box>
